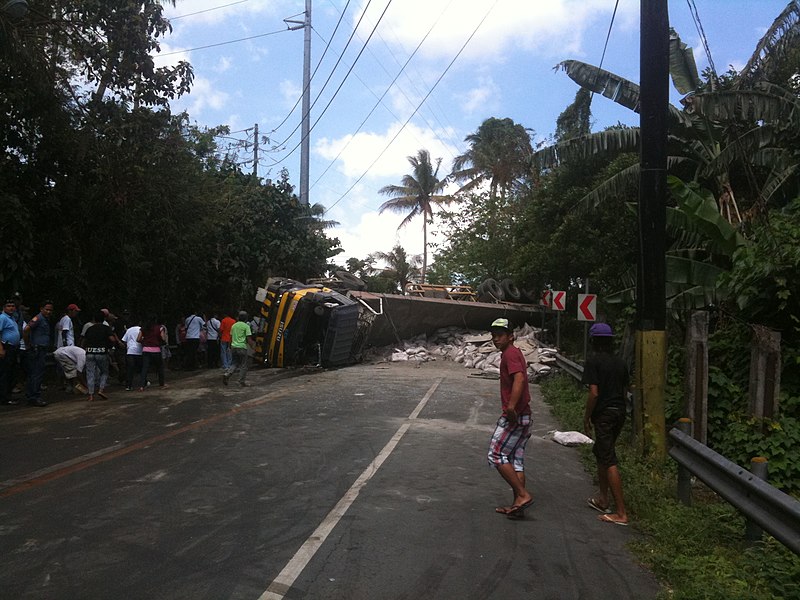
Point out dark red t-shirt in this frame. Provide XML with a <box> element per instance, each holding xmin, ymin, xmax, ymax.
<box><xmin>500</xmin><ymin>344</ymin><xmax>531</xmax><ymax>416</ymax></box>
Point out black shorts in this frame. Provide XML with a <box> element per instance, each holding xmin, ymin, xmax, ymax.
<box><xmin>592</xmin><ymin>409</ymin><xmax>625</xmax><ymax>467</ymax></box>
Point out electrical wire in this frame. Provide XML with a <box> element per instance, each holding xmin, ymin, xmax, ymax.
<box><xmin>269</xmin><ymin>0</ymin><xmax>394</xmax><ymax>162</ymax></box>
<box><xmin>309</xmin><ymin>0</ymin><xmax>454</xmax><ymax>192</ymax></box>
<box><xmin>686</xmin><ymin>0</ymin><xmax>717</xmax><ymax>80</ymax></box>
<box><xmin>590</xmin><ymin>0</ymin><xmax>621</xmax><ymax>99</ymax></box>
<box><xmin>266</xmin><ymin>0</ymin><xmax>354</xmax><ymax>136</ymax></box>
<box><xmin>169</xmin><ymin>0</ymin><xmax>249</xmax><ymax>21</ymax></box>
<box><xmin>323</xmin><ymin>0</ymin><xmax>500</xmax><ymax>215</ymax></box>
<box><xmin>269</xmin><ymin>0</ymin><xmax>379</xmax><ymax>150</ymax></box>
<box><xmin>159</xmin><ymin>27</ymin><xmax>288</xmax><ymax>57</ymax></box>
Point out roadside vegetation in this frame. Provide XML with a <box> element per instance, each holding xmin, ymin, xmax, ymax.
<box><xmin>540</xmin><ymin>374</ymin><xmax>800</xmax><ymax>600</ymax></box>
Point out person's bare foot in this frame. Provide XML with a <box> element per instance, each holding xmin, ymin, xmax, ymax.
<box><xmin>598</xmin><ymin>513</ymin><xmax>628</xmax><ymax>526</ymax></box>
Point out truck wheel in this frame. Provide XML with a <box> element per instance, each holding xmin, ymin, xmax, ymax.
<box><xmin>481</xmin><ymin>278</ymin><xmax>504</xmax><ymax>301</ymax></box>
<box><xmin>500</xmin><ymin>279</ymin><xmax>521</xmax><ymax>301</ymax></box>
<box><xmin>335</xmin><ymin>270</ymin><xmax>367</xmax><ymax>291</ymax></box>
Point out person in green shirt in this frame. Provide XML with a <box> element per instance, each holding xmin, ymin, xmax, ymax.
<box><xmin>223</xmin><ymin>311</ymin><xmax>255</xmax><ymax>387</ymax></box>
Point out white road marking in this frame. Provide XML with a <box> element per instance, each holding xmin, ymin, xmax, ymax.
<box><xmin>259</xmin><ymin>378</ymin><xmax>443</xmax><ymax>600</ymax></box>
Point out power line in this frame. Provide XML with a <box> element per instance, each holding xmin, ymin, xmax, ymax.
<box><xmin>269</xmin><ymin>0</ymin><xmax>394</xmax><ymax>163</ymax></box>
<box><xmin>324</xmin><ymin>0</ymin><xmax>500</xmax><ymax>215</ymax></box>
<box><xmin>686</xmin><ymin>0</ymin><xmax>717</xmax><ymax>79</ymax></box>
<box><xmin>589</xmin><ymin>0</ymin><xmax>621</xmax><ymax>100</ymax></box>
<box><xmin>169</xmin><ymin>0</ymin><xmax>249</xmax><ymax>20</ymax></box>
<box><xmin>310</xmin><ymin>0</ymin><xmax>454</xmax><ymax>192</ymax></box>
<box><xmin>269</xmin><ymin>0</ymin><xmax>379</xmax><ymax>150</ymax></box>
<box><xmin>159</xmin><ymin>27</ymin><xmax>288</xmax><ymax>57</ymax></box>
<box><xmin>266</xmin><ymin>0</ymin><xmax>354</xmax><ymax>136</ymax></box>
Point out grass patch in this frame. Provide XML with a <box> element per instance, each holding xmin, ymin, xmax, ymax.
<box><xmin>540</xmin><ymin>374</ymin><xmax>800</xmax><ymax>600</ymax></box>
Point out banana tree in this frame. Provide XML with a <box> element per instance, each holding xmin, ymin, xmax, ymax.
<box><xmin>607</xmin><ymin>177</ymin><xmax>748</xmax><ymax>310</ymax></box>
<box><xmin>533</xmin><ymin>2</ymin><xmax>800</xmax><ymax>219</ymax></box>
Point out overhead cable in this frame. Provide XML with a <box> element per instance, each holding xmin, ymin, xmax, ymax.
<box><xmin>269</xmin><ymin>0</ymin><xmax>394</xmax><ymax>160</ymax></box>
<box><xmin>267</xmin><ymin>0</ymin><xmax>354</xmax><ymax>136</ymax></box>
<box><xmin>169</xmin><ymin>0</ymin><xmax>249</xmax><ymax>21</ymax></box>
<box><xmin>324</xmin><ymin>0</ymin><xmax>500</xmax><ymax>214</ymax></box>
<box><xmin>269</xmin><ymin>0</ymin><xmax>379</xmax><ymax>150</ymax></box>
<box><xmin>159</xmin><ymin>27</ymin><xmax>288</xmax><ymax>57</ymax></box>
<box><xmin>310</xmin><ymin>0</ymin><xmax>454</xmax><ymax>192</ymax></box>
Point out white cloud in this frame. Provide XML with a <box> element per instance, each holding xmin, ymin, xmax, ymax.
<box><xmin>185</xmin><ymin>77</ymin><xmax>230</xmax><ymax>115</ymax></box>
<box><xmin>460</xmin><ymin>77</ymin><xmax>500</xmax><ymax>114</ymax></box>
<box><xmin>354</xmin><ymin>0</ymin><xmax>637</xmax><ymax>63</ymax></box>
<box><xmin>213</xmin><ymin>56</ymin><xmax>233</xmax><ymax>73</ymax></box>
<box><xmin>314</xmin><ymin>121</ymin><xmax>459</xmax><ymax>180</ymax></box>
<box><xmin>280</xmin><ymin>79</ymin><xmax>302</xmax><ymax>108</ymax></box>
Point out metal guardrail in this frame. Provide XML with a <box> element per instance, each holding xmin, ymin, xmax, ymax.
<box><xmin>669</xmin><ymin>428</ymin><xmax>800</xmax><ymax>554</ymax></box>
<box><xmin>554</xmin><ymin>353</ymin><xmax>583</xmax><ymax>380</ymax></box>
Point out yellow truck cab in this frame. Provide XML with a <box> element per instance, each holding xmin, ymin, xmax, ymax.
<box><xmin>254</xmin><ymin>277</ymin><xmax>371</xmax><ymax>368</ymax></box>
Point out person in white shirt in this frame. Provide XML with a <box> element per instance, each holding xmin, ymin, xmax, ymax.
<box><xmin>205</xmin><ymin>312</ymin><xmax>221</xmax><ymax>369</ymax></box>
<box><xmin>121</xmin><ymin>320</ymin><xmax>145</xmax><ymax>391</ymax></box>
<box><xmin>53</xmin><ymin>345</ymin><xmax>89</xmax><ymax>394</ymax></box>
<box><xmin>56</xmin><ymin>303</ymin><xmax>81</xmax><ymax>348</ymax></box>
<box><xmin>183</xmin><ymin>311</ymin><xmax>205</xmax><ymax>370</ymax></box>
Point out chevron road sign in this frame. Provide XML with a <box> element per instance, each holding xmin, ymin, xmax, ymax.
<box><xmin>577</xmin><ymin>294</ymin><xmax>597</xmax><ymax>321</ymax></box>
<box><xmin>552</xmin><ymin>291</ymin><xmax>566</xmax><ymax>311</ymax></box>
<box><xmin>540</xmin><ymin>290</ymin><xmax>552</xmax><ymax>308</ymax></box>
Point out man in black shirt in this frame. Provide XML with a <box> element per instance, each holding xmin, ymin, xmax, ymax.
<box><xmin>582</xmin><ymin>322</ymin><xmax>629</xmax><ymax>526</ymax></box>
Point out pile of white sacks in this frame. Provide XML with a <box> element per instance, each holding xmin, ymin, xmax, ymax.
<box><xmin>380</xmin><ymin>323</ymin><xmax>558</xmax><ymax>381</ymax></box>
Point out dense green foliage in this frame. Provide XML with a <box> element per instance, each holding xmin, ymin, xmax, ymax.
<box><xmin>1</xmin><ymin>1</ymin><xmax>339</xmax><ymax>315</ymax></box>
<box><xmin>541</xmin><ymin>375</ymin><xmax>800</xmax><ymax>600</ymax></box>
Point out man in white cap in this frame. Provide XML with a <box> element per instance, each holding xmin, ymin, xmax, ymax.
<box><xmin>487</xmin><ymin>317</ymin><xmax>533</xmax><ymax>519</ymax></box>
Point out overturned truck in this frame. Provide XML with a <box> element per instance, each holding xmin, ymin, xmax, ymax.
<box><xmin>253</xmin><ymin>277</ymin><xmax>373</xmax><ymax>368</ymax></box>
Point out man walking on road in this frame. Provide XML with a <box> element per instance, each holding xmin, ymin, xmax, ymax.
<box><xmin>223</xmin><ymin>311</ymin><xmax>254</xmax><ymax>387</ymax></box>
<box><xmin>583</xmin><ymin>322</ymin><xmax>629</xmax><ymax>526</ymax></box>
<box><xmin>487</xmin><ymin>318</ymin><xmax>533</xmax><ymax>519</ymax></box>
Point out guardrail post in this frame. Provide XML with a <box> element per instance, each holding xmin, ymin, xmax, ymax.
<box><xmin>745</xmin><ymin>457</ymin><xmax>769</xmax><ymax>543</ymax></box>
<box><xmin>676</xmin><ymin>418</ymin><xmax>693</xmax><ymax>506</ymax></box>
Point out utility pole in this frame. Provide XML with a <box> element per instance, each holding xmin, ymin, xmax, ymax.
<box><xmin>253</xmin><ymin>122</ymin><xmax>259</xmax><ymax>179</ymax></box>
<box><xmin>285</xmin><ymin>1</ymin><xmax>311</xmax><ymax>205</ymax></box>
<box><xmin>636</xmin><ymin>0</ymin><xmax>669</xmax><ymax>459</ymax></box>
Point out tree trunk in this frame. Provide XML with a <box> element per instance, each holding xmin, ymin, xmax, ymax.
<box><xmin>422</xmin><ymin>219</ymin><xmax>428</xmax><ymax>283</ymax></box>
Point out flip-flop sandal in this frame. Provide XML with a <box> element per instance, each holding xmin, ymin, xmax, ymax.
<box><xmin>588</xmin><ymin>497</ymin><xmax>611</xmax><ymax>514</ymax></box>
<box><xmin>598</xmin><ymin>514</ymin><xmax>629</xmax><ymax>526</ymax></box>
<box><xmin>495</xmin><ymin>506</ymin><xmax>513</xmax><ymax>514</ymax></box>
<box><xmin>506</xmin><ymin>499</ymin><xmax>533</xmax><ymax>518</ymax></box>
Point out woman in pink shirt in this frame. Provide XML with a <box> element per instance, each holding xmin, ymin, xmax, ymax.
<box><xmin>137</xmin><ymin>315</ymin><xmax>168</xmax><ymax>390</ymax></box>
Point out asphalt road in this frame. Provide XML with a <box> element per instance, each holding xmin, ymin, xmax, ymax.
<box><xmin>0</xmin><ymin>360</ymin><xmax>661</xmax><ymax>600</ymax></box>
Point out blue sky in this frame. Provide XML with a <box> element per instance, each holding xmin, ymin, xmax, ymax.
<box><xmin>155</xmin><ymin>0</ymin><xmax>789</xmax><ymax>265</ymax></box>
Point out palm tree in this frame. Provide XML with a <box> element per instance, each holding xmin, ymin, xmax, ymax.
<box><xmin>450</xmin><ymin>117</ymin><xmax>533</xmax><ymax>199</ymax></box>
<box><xmin>368</xmin><ymin>244</ymin><xmax>422</xmax><ymax>293</ymax></box>
<box><xmin>378</xmin><ymin>149</ymin><xmax>451</xmax><ymax>282</ymax></box>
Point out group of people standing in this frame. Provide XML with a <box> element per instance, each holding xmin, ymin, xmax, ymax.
<box><xmin>0</xmin><ymin>297</ymin><xmax>257</xmax><ymax>407</ymax></box>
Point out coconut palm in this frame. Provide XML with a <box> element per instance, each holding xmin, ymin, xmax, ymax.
<box><xmin>378</xmin><ymin>149</ymin><xmax>451</xmax><ymax>283</ymax></box>
<box><xmin>368</xmin><ymin>244</ymin><xmax>422</xmax><ymax>294</ymax></box>
<box><xmin>450</xmin><ymin>117</ymin><xmax>533</xmax><ymax>199</ymax></box>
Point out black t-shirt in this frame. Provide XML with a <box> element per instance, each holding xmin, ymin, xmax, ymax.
<box><xmin>84</xmin><ymin>323</ymin><xmax>114</xmax><ymax>354</ymax></box>
<box><xmin>582</xmin><ymin>351</ymin><xmax>629</xmax><ymax>418</ymax></box>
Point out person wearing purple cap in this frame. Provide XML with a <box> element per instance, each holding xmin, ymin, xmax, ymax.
<box><xmin>582</xmin><ymin>322</ymin><xmax>630</xmax><ymax>526</ymax></box>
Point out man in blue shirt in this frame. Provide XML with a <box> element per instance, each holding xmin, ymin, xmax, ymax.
<box><xmin>23</xmin><ymin>300</ymin><xmax>53</xmax><ymax>407</ymax></box>
<box><xmin>0</xmin><ymin>298</ymin><xmax>21</xmax><ymax>405</ymax></box>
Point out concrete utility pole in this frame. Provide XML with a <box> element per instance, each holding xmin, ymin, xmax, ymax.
<box><xmin>635</xmin><ymin>0</ymin><xmax>668</xmax><ymax>459</ymax></box>
<box><xmin>300</xmin><ymin>0</ymin><xmax>312</xmax><ymax>205</ymax></box>
<box><xmin>285</xmin><ymin>0</ymin><xmax>311</xmax><ymax>205</ymax></box>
